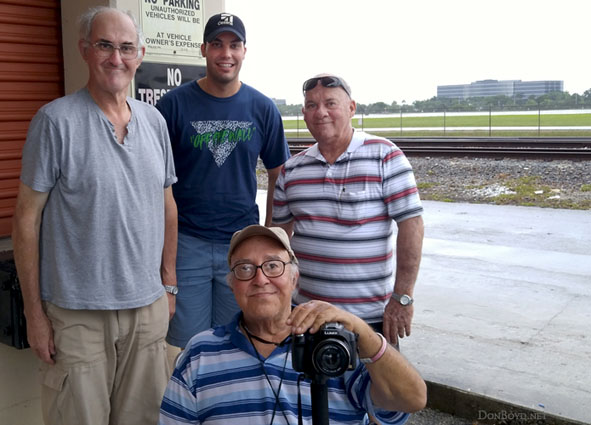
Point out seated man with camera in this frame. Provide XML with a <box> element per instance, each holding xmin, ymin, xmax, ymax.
<box><xmin>159</xmin><ymin>225</ymin><xmax>426</xmax><ymax>425</ymax></box>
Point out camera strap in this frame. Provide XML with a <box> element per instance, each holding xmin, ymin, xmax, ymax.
<box><xmin>243</xmin><ymin>323</ymin><xmax>291</xmax><ymax>425</ymax></box>
<box><xmin>242</xmin><ymin>321</ymin><xmax>292</xmax><ymax>346</ymax></box>
<box><xmin>296</xmin><ymin>374</ymin><xmax>306</xmax><ymax>425</ymax></box>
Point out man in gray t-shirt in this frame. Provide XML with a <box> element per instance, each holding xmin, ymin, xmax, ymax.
<box><xmin>12</xmin><ymin>7</ymin><xmax>177</xmax><ymax>425</ymax></box>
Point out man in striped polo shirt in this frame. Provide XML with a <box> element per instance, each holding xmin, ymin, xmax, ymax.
<box><xmin>272</xmin><ymin>74</ymin><xmax>424</xmax><ymax>345</ymax></box>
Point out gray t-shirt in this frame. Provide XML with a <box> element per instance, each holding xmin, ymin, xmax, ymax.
<box><xmin>21</xmin><ymin>88</ymin><xmax>177</xmax><ymax>310</ymax></box>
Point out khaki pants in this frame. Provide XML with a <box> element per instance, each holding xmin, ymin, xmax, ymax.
<box><xmin>40</xmin><ymin>295</ymin><xmax>170</xmax><ymax>425</ymax></box>
<box><xmin>166</xmin><ymin>344</ymin><xmax>182</xmax><ymax>370</ymax></box>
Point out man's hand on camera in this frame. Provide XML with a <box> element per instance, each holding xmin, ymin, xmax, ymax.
<box><xmin>287</xmin><ymin>300</ymin><xmax>361</xmax><ymax>336</ymax></box>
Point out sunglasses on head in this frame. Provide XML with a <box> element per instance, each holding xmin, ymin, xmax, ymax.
<box><xmin>302</xmin><ymin>76</ymin><xmax>351</xmax><ymax>97</ymax></box>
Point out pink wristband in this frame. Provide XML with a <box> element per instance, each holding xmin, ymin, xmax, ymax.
<box><xmin>360</xmin><ymin>332</ymin><xmax>387</xmax><ymax>364</ymax></box>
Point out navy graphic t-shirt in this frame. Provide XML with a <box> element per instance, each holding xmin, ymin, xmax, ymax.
<box><xmin>157</xmin><ymin>81</ymin><xmax>289</xmax><ymax>241</ymax></box>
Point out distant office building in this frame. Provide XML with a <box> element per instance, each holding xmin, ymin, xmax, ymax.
<box><xmin>513</xmin><ymin>80</ymin><xmax>564</xmax><ymax>98</ymax></box>
<box><xmin>437</xmin><ymin>79</ymin><xmax>563</xmax><ymax>99</ymax></box>
<box><xmin>272</xmin><ymin>98</ymin><xmax>286</xmax><ymax>105</ymax></box>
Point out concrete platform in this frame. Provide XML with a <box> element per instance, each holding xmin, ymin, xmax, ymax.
<box><xmin>1</xmin><ymin>195</ymin><xmax>589</xmax><ymax>424</ymax></box>
<box><xmin>404</xmin><ymin>201</ymin><xmax>591</xmax><ymax>424</ymax></box>
<box><xmin>258</xmin><ymin>191</ymin><xmax>591</xmax><ymax>424</ymax></box>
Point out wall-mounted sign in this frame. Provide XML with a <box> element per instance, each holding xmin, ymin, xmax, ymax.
<box><xmin>135</xmin><ymin>62</ymin><xmax>206</xmax><ymax>106</ymax></box>
<box><xmin>140</xmin><ymin>0</ymin><xmax>204</xmax><ymax>57</ymax></box>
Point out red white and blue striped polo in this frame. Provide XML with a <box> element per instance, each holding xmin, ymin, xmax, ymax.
<box><xmin>273</xmin><ymin>131</ymin><xmax>423</xmax><ymax>322</ymax></box>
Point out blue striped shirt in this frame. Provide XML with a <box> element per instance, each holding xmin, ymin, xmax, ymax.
<box><xmin>159</xmin><ymin>314</ymin><xmax>409</xmax><ymax>424</ymax></box>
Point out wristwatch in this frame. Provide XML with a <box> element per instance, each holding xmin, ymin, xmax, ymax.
<box><xmin>391</xmin><ymin>293</ymin><xmax>413</xmax><ymax>306</ymax></box>
<box><xmin>164</xmin><ymin>285</ymin><xmax>178</xmax><ymax>295</ymax></box>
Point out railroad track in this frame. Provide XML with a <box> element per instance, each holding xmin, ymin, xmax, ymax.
<box><xmin>287</xmin><ymin>137</ymin><xmax>591</xmax><ymax>160</ymax></box>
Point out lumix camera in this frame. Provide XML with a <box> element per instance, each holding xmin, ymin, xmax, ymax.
<box><xmin>292</xmin><ymin>322</ymin><xmax>358</xmax><ymax>378</ymax></box>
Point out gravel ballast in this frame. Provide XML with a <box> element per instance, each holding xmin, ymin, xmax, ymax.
<box><xmin>410</xmin><ymin>156</ymin><xmax>590</xmax><ymax>209</ymax></box>
<box><xmin>258</xmin><ymin>156</ymin><xmax>591</xmax><ymax>210</ymax></box>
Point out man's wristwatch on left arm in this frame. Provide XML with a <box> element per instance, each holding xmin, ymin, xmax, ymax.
<box><xmin>164</xmin><ymin>285</ymin><xmax>178</xmax><ymax>295</ymax></box>
<box><xmin>391</xmin><ymin>293</ymin><xmax>413</xmax><ymax>306</ymax></box>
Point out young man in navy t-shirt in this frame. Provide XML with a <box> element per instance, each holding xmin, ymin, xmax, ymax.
<box><xmin>156</xmin><ymin>13</ymin><xmax>290</xmax><ymax>351</ymax></box>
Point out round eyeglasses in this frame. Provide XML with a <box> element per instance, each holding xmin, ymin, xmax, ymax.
<box><xmin>89</xmin><ymin>41</ymin><xmax>140</xmax><ymax>59</ymax></box>
<box><xmin>231</xmin><ymin>260</ymin><xmax>292</xmax><ymax>281</ymax></box>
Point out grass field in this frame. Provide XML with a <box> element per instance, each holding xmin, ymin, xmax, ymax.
<box><xmin>283</xmin><ymin>112</ymin><xmax>591</xmax><ymax>137</ymax></box>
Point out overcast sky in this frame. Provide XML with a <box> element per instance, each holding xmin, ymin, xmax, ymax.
<box><xmin>223</xmin><ymin>0</ymin><xmax>591</xmax><ymax>105</ymax></box>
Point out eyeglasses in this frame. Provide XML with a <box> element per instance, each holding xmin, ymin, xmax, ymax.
<box><xmin>231</xmin><ymin>260</ymin><xmax>292</xmax><ymax>281</ymax></box>
<box><xmin>302</xmin><ymin>76</ymin><xmax>351</xmax><ymax>97</ymax></box>
<box><xmin>89</xmin><ymin>41</ymin><xmax>140</xmax><ymax>59</ymax></box>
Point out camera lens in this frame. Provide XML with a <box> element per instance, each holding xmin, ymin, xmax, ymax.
<box><xmin>312</xmin><ymin>339</ymin><xmax>351</xmax><ymax>377</ymax></box>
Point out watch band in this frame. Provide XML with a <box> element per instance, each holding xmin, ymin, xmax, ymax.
<box><xmin>391</xmin><ymin>293</ymin><xmax>413</xmax><ymax>306</ymax></box>
<box><xmin>164</xmin><ymin>285</ymin><xmax>178</xmax><ymax>295</ymax></box>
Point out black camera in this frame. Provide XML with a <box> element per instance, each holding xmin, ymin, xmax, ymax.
<box><xmin>292</xmin><ymin>322</ymin><xmax>358</xmax><ymax>378</ymax></box>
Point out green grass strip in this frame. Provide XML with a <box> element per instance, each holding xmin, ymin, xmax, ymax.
<box><xmin>283</xmin><ymin>113</ymin><xmax>591</xmax><ymax>130</ymax></box>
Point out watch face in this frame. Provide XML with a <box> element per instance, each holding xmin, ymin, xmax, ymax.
<box><xmin>392</xmin><ymin>293</ymin><xmax>413</xmax><ymax>305</ymax></box>
<box><xmin>400</xmin><ymin>295</ymin><xmax>412</xmax><ymax>305</ymax></box>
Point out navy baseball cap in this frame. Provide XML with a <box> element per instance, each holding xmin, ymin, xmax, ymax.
<box><xmin>204</xmin><ymin>13</ymin><xmax>246</xmax><ymax>43</ymax></box>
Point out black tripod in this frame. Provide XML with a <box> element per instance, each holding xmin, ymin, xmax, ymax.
<box><xmin>309</xmin><ymin>375</ymin><xmax>329</xmax><ymax>425</ymax></box>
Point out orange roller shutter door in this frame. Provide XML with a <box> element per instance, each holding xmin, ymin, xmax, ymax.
<box><xmin>0</xmin><ymin>0</ymin><xmax>64</xmax><ymax>237</ymax></box>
